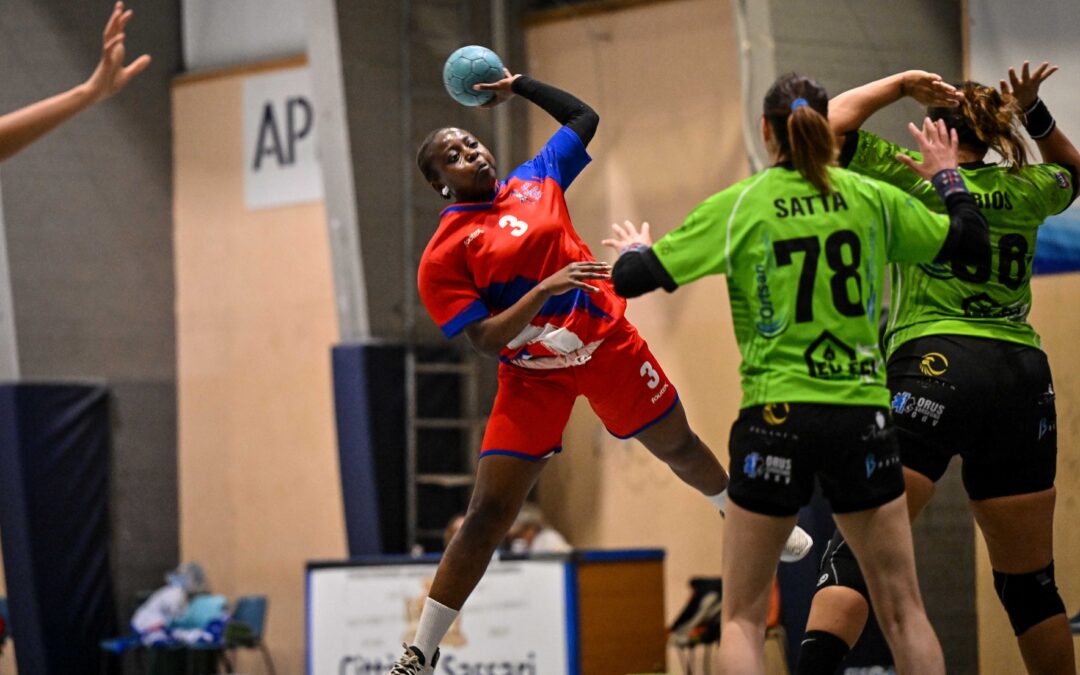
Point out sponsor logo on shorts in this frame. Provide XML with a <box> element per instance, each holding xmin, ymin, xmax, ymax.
<box><xmin>744</xmin><ymin>452</ymin><xmax>764</xmax><ymax>478</ymax></box>
<box><xmin>1039</xmin><ymin>383</ymin><xmax>1056</xmax><ymax>406</ymax></box>
<box><xmin>762</xmin><ymin>403</ymin><xmax>790</xmax><ymax>425</ymax></box>
<box><xmin>650</xmin><ymin>383</ymin><xmax>670</xmax><ymax>404</ymax></box>
<box><xmin>1038</xmin><ymin>417</ymin><xmax>1056</xmax><ymax>440</ymax></box>
<box><xmin>804</xmin><ymin>331</ymin><xmax>878</xmax><ymax>381</ymax></box>
<box><xmin>743</xmin><ymin>451</ymin><xmax>791</xmax><ymax>484</ymax></box>
<box><xmin>1056</xmin><ymin>171</ymin><xmax>1071</xmax><ymax>190</ymax></box>
<box><xmin>891</xmin><ymin>391</ymin><xmax>945</xmax><ymax>426</ymax></box>
<box><xmin>919</xmin><ymin>352</ymin><xmax>949</xmax><ymax>376</ymax></box>
<box><xmin>817</xmin><ymin>573</ymin><xmax>829</xmax><ymax>586</ymax></box>
<box><xmin>860</xmin><ymin>411</ymin><xmax>890</xmax><ymax>440</ymax></box>
<box><xmin>865</xmin><ymin>451</ymin><xmax>900</xmax><ymax>478</ymax></box>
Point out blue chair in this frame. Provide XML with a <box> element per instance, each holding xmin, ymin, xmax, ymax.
<box><xmin>223</xmin><ymin>596</ymin><xmax>275</xmax><ymax>675</ymax></box>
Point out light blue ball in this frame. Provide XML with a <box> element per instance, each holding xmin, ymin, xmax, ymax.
<box><xmin>443</xmin><ymin>45</ymin><xmax>505</xmax><ymax>107</ymax></box>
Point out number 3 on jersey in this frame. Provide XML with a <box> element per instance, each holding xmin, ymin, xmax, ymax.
<box><xmin>640</xmin><ymin>361</ymin><xmax>660</xmax><ymax>389</ymax></box>
<box><xmin>499</xmin><ymin>215</ymin><xmax>528</xmax><ymax>237</ymax></box>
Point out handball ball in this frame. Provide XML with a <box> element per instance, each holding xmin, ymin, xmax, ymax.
<box><xmin>443</xmin><ymin>45</ymin><xmax>505</xmax><ymax>107</ymax></box>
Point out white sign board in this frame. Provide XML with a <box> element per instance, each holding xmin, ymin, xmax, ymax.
<box><xmin>308</xmin><ymin>558</ymin><xmax>571</xmax><ymax>674</ymax></box>
<box><xmin>243</xmin><ymin>67</ymin><xmax>323</xmax><ymax>210</ymax></box>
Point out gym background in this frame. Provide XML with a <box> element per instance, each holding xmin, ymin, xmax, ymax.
<box><xmin>0</xmin><ymin>0</ymin><xmax>1078</xmax><ymax>673</ymax></box>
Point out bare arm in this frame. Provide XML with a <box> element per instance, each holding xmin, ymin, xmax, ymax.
<box><xmin>829</xmin><ymin>70</ymin><xmax>961</xmax><ymax>139</ymax></box>
<box><xmin>463</xmin><ymin>261</ymin><xmax>610</xmax><ymax>355</ymax></box>
<box><xmin>1000</xmin><ymin>61</ymin><xmax>1080</xmax><ymax>170</ymax></box>
<box><xmin>0</xmin><ymin>2</ymin><xmax>150</xmax><ymax>162</ymax></box>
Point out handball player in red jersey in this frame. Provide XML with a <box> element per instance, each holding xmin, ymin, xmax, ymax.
<box><xmin>386</xmin><ymin>69</ymin><xmax>814</xmax><ymax>674</ymax></box>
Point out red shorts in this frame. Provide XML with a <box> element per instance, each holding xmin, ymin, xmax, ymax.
<box><xmin>480</xmin><ymin>319</ymin><xmax>680</xmax><ymax>460</ymax></box>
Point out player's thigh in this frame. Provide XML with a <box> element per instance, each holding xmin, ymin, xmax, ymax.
<box><xmin>580</xmin><ymin>321</ymin><xmax>679</xmax><ymax>440</ymax></box>
<box><xmin>722</xmin><ymin>501</ymin><xmax>797</xmax><ymax>621</ymax></box>
<box><xmin>970</xmin><ymin>487</ymin><xmax>1056</xmax><ymax>573</ymax></box>
<box><xmin>833</xmin><ymin>496</ymin><xmax>921</xmax><ymax>608</ymax></box>
<box><xmin>481</xmin><ymin>365</ymin><xmax>577</xmax><ymax>460</ymax></box>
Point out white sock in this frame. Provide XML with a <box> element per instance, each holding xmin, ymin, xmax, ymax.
<box><xmin>707</xmin><ymin>488</ymin><xmax>728</xmax><ymax>515</ymax></box>
<box><xmin>413</xmin><ymin>597</ymin><xmax>458</xmax><ymax>662</ymax></box>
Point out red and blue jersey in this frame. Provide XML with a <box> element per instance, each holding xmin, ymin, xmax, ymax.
<box><xmin>418</xmin><ymin>126</ymin><xmax>626</xmax><ymax>368</ymax></box>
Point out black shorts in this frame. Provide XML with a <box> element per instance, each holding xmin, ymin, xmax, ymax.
<box><xmin>887</xmin><ymin>335</ymin><xmax>1056</xmax><ymax>500</ymax></box>
<box><xmin>727</xmin><ymin>404</ymin><xmax>905</xmax><ymax>517</ymax></box>
<box><xmin>816</xmin><ymin>529</ymin><xmax>869</xmax><ymax>600</ymax></box>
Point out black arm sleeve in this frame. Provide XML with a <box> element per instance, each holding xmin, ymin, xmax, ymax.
<box><xmin>511</xmin><ymin>75</ymin><xmax>599</xmax><ymax>147</ymax></box>
<box><xmin>611</xmin><ymin>248</ymin><xmax>678</xmax><ymax>298</ymax></box>
<box><xmin>933</xmin><ymin>191</ymin><xmax>991</xmax><ymax>268</ymax></box>
<box><xmin>838</xmin><ymin>131</ymin><xmax>860</xmax><ymax>168</ymax></box>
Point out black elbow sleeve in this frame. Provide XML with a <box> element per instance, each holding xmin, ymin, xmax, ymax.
<box><xmin>612</xmin><ymin>249</ymin><xmax>677</xmax><ymax>298</ymax></box>
<box><xmin>936</xmin><ymin>191</ymin><xmax>990</xmax><ymax>268</ymax></box>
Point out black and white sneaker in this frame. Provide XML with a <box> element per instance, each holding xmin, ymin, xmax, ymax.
<box><xmin>669</xmin><ymin>577</ymin><xmax>723</xmax><ymax>647</ymax></box>
<box><xmin>389</xmin><ymin>644</ymin><xmax>441</xmax><ymax>674</ymax></box>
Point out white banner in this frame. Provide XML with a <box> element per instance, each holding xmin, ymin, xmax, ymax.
<box><xmin>243</xmin><ymin>67</ymin><xmax>323</xmax><ymax>210</ymax></box>
<box><xmin>308</xmin><ymin>558</ymin><xmax>571</xmax><ymax>675</ymax></box>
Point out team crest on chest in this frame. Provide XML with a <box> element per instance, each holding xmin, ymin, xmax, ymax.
<box><xmin>511</xmin><ymin>181</ymin><xmax>543</xmax><ymax>204</ymax></box>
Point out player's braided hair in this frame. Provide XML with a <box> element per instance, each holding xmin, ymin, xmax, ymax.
<box><xmin>928</xmin><ymin>82</ymin><xmax>1029</xmax><ymax>170</ymax></box>
<box><xmin>764</xmin><ymin>74</ymin><xmax>835</xmax><ymax>195</ymax></box>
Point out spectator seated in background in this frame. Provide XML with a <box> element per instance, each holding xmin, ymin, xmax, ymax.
<box><xmin>506</xmin><ymin>503</ymin><xmax>571</xmax><ymax>554</ymax></box>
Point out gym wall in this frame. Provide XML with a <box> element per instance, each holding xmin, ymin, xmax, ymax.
<box><xmin>172</xmin><ymin>58</ymin><xmax>347</xmax><ymax>673</ymax></box>
<box><xmin>525</xmin><ymin>0</ymin><xmax>748</xmax><ymax>630</ymax></box>
<box><xmin>0</xmin><ymin>1</ymin><xmax>182</xmax><ymax>663</ymax></box>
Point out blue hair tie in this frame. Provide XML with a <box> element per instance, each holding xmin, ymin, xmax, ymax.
<box><xmin>791</xmin><ymin>98</ymin><xmax>809</xmax><ymax>111</ymax></box>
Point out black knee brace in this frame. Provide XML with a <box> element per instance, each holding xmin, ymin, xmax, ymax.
<box><xmin>795</xmin><ymin>630</ymin><xmax>850</xmax><ymax>675</ymax></box>
<box><xmin>993</xmin><ymin>561</ymin><xmax>1066</xmax><ymax>636</ymax></box>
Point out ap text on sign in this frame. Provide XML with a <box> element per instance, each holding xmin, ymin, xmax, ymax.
<box><xmin>243</xmin><ymin>67</ymin><xmax>323</xmax><ymax>210</ymax></box>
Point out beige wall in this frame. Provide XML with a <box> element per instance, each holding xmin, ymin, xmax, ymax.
<box><xmin>173</xmin><ymin>60</ymin><xmax>346</xmax><ymax>674</ymax></box>
<box><xmin>977</xmin><ymin>272</ymin><xmax>1080</xmax><ymax>673</ymax></box>
<box><xmin>525</xmin><ymin>0</ymin><xmax>748</xmax><ymax>625</ymax></box>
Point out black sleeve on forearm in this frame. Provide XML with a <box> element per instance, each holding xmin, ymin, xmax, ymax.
<box><xmin>933</xmin><ymin>191</ymin><xmax>991</xmax><ymax>268</ymax></box>
<box><xmin>838</xmin><ymin>131</ymin><xmax>860</xmax><ymax>168</ymax></box>
<box><xmin>511</xmin><ymin>75</ymin><xmax>599</xmax><ymax>147</ymax></box>
<box><xmin>612</xmin><ymin>248</ymin><xmax>679</xmax><ymax>298</ymax></box>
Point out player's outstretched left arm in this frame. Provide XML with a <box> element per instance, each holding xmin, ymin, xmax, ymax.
<box><xmin>0</xmin><ymin>1</ymin><xmax>151</xmax><ymax>162</ymax></box>
<box><xmin>605</xmin><ymin>220</ymin><xmax>678</xmax><ymax>298</ymax></box>
<box><xmin>829</xmin><ymin>71</ymin><xmax>962</xmax><ymax>140</ymax></box>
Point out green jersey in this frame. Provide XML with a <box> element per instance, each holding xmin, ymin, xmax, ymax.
<box><xmin>845</xmin><ymin>130</ymin><xmax>1076</xmax><ymax>355</ymax></box>
<box><xmin>653</xmin><ymin>165</ymin><xmax>951</xmax><ymax>409</ymax></box>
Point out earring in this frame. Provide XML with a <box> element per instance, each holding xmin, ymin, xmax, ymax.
<box><xmin>441</xmin><ymin>186</ymin><xmax>451</xmax><ymax>198</ymax></box>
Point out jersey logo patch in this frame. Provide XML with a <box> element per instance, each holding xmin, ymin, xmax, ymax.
<box><xmin>803</xmin><ymin>331</ymin><xmax>878</xmax><ymax>381</ymax></box>
<box><xmin>919</xmin><ymin>352</ymin><xmax>949</xmax><ymax>376</ymax></box>
<box><xmin>510</xmin><ymin>182</ymin><xmax>543</xmax><ymax>204</ymax></box>
<box><xmin>1055</xmin><ymin>171</ymin><xmax>1070</xmax><ymax>190</ymax></box>
<box><xmin>462</xmin><ymin>228</ymin><xmax>484</xmax><ymax>247</ymax></box>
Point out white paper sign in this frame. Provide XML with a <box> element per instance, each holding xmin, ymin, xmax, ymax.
<box><xmin>243</xmin><ymin>67</ymin><xmax>323</xmax><ymax>210</ymax></box>
<box><xmin>308</xmin><ymin>558</ymin><xmax>570</xmax><ymax>674</ymax></box>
